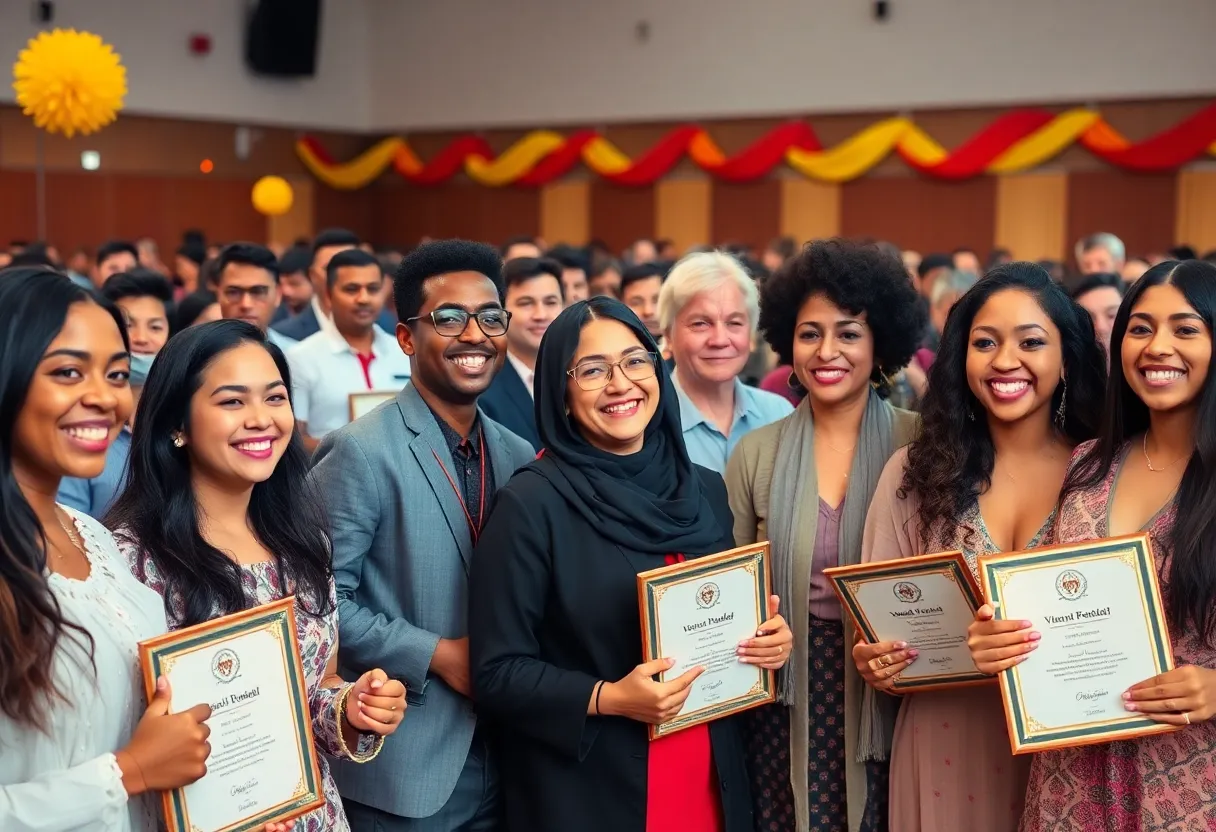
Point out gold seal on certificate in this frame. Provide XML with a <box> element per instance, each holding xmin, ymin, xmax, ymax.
<box><xmin>637</xmin><ymin>542</ymin><xmax>775</xmax><ymax>740</ymax></box>
<box><xmin>139</xmin><ymin>597</ymin><xmax>325</xmax><ymax>832</ymax></box>
<box><xmin>824</xmin><ymin>551</ymin><xmax>990</xmax><ymax>692</ymax></box>
<box><xmin>979</xmin><ymin>534</ymin><xmax>1178</xmax><ymax>754</ymax></box>
<box><xmin>349</xmin><ymin>390</ymin><xmax>398</xmax><ymax>422</ymax></box>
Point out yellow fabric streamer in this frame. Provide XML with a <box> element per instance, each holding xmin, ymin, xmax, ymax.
<box><xmin>298</xmin><ymin>137</ymin><xmax>405</xmax><ymax>190</ymax></box>
<box><xmin>987</xmin><ymin>109</ymin><xmax>1100</xmax><ymax>174</ymax></box>
<box><xmin>785</xmin><ymin>118</ymin><xmax>912</xmax><ymax>183</ymax></box>
<box><xmin>465</xmin><ymin>130</ymin><xmax>567</xmax><ymax>186</ymax></box>
<box><xmin>582</xmin><ymin>137</ymin><xmax>634</xmax><ymax>176</ymax></box>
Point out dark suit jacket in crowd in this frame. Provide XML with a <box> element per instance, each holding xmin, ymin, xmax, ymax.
<box><xmin>477</xmin><ymin>359</ymin><xmax>541</xmax><ymax>452</ymax></box>
<box><xmin>469</xmin><ymin>465</ymin><xmax>753</xmax><ymax>832</ymax></box>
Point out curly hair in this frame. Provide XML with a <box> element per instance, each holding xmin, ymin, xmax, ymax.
<box><xmin>758</xmin><ymin>237</ymin><xmax>925</xmax><ymax>396</ymax></box>
<box><xmin>393</xmin><ymin>239</ymin><xmax>504</xmax><ymax>322</ymax></box>
<box><xmin>900</xmin><ymin>262</ymin><xmax>1106</xmax><ymax>543</ymax></box>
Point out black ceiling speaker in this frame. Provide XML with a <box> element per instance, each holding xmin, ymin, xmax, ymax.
<box><xmin>246</xmin><ymin>0</ymin><xmax>322</xmax><ymax>78</ymax></box>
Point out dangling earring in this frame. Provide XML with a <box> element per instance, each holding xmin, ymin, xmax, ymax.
<box><xmin>172</xmin><ymin>433</ymin><xmax>185</xmax><ymax>448</ymax></box>
<box><xmin>1054</xmin><ymin>375</ymin><xmax>1067</xmax><ymax>428</ymax></box>
<box><xmin>787</xmin><ymin>370</ymin><xmax>804</xmax><ymax>392</ymax></box>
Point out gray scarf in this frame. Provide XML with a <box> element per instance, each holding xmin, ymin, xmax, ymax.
<box><xmin>767</xmin><ymin>388</ymin><xmax>899</xmax><ymax>830</ymax></box>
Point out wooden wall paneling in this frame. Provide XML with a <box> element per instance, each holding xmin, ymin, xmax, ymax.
<box><xmin>839</xmin><ymin>176</ymin><xmax>997</xmax><ymax>255</ymax></box>
<box><xmin>267</xmin><ymin>176</ymin><xmax>315</xmax><ymax>248</ymax></box>
<box><xmin>994</xmin><ymin>172</ymin><xmax>1068</xmax><ymax>261</ymax></box>
<box><xmin>589</xmin><ymin>183</ymin><xmax>655</xmax><ymax>253</ymax></box>
<box><xmin>313</xmin><ymin>185</ymin><xmax>376</xmax><ymax>243</ymax></box>
<box><xmin>540</xmin><ymin>181</ymin><xmax>590</xmax><ymax>246</ymax></box>
<box><xmin>779</xmin><ymin>179</ymin><xmax>841</xmax><ymax>243</ymax></box>
<box><xmin>711</xmin><ymin>180</ymin><xmax>780</xmax><ymax>251</ymax></box>
<box><xmin>44</xmin><ymin>172</ymin><xmax>113</xmax><ymax>255</ymax></box>
<box><xmin>0</xmin><ymin>170</ymin><xmax>38</xmax><ymax>243</ymax></box>
<box><xmin>477</xmin><ymin>187</ymin><xmax>541</xmax><ymax>248</ymax></box>
<box><xmin>1066</xmin><ymin>171</ymin><xmax>1177</xmax><ymax>260</ymax></box>
<box><xmin>112</xmin><ymin>176</ymin><xmax>173</xmax><ymax>254</ymax></box>
<box><xmin>1175</xmin><ymin>170</ymin><xmax>1216</xmax><ymax>255</ymax></box>
<box><xmin>167</xmin><ymin>178</ymin><xmax>265</xmax><ymax>247</ymax></box>
<box><xmin>655</xmin><ymin>179</ymin><xmax>712</xmax><ymax>254</ymax></box>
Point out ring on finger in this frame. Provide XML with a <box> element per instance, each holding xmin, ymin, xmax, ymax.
<box><xmin>1184</xmin><ymin>712</ymin><xmax>1192</xmax><ymax>725</ymax></box>
<box><xmin>879</xmin><ymin>655</ymin><xmax>892</xmax><ymax>668</ymax></box>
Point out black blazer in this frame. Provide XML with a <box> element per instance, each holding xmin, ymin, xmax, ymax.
<box><xmin>469</xmin><ymin>466</ymin><xmax>753</xmax><ymax>832</ymax></box>
<box><xmin>271</xmin><ymin>304</ymin><xmax>321</xmax><ymax>341</ymax></box>
<box><xmin>478</xmin><ymin>359</ymin><xmax>541</xmax><ymax>452</ymax></box>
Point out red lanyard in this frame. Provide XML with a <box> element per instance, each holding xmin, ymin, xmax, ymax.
<box><xmin>432</xmin><ymin>430</ymin><xmax>487</xmax><ymax>544</ymax></box>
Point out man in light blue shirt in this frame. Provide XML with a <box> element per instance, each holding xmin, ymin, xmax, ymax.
<box><xmin>660</xmin><ymin>251</ymin><xmax>794</xmax><ymax>473</ymax></box>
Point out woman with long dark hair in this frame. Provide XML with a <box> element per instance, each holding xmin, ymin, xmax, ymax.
<box><xmin>969</xmin><ymin>259</ymin><xmax>1216</xmax><ymax>829</ymax></box>
<box><xmin>107</xmin><ymin>320</ymin><xmax>407</xmax><ymax>832</ymax></box>
<box><xmin>470</xmin><ymin>297</ymin><xmax>792</xmax><ymax>832</ymax></box>
<box><xmin>0</xmin><ymin>268</ymin><xmax>211</xmax><ymax>831</ymax></box>
<box><xmin>856</xmin><ymin>263</ymin><xmax>1106</xmax><ymax>831</ymax></box>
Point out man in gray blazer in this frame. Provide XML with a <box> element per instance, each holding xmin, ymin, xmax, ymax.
<box><xmin>312</xmin><ymin>240</ymin><xmax>534</xmax><ymax>831</ymax></box>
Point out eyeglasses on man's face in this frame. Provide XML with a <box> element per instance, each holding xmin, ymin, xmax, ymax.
<box><xmin>406</xmin><ymin>307</ymin><xmax>512</xmax><ymax>338</ymax></box>
<box><xmin>220</xmin><ymin>285</ymin><xmax>274</xmax><ymax>304</ymax></box>
<box><xmin>567</xmin><ymin>351</ymin><xmax>659</xmax><ymax>391</ymax></box>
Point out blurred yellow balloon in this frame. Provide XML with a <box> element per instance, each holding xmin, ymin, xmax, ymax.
<box><xmin>252</xmin><ymin>176</ymin><xmax>294</xmax><ymax>216</ymax></box>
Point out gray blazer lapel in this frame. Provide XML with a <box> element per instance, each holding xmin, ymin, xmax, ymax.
<box><xmin>484</xmin><ymin>417</ymin><xmax>526</xmax><ymax>490</ymax></box>
<box><xmin>396</xmin><ymin>385</ymin><xmax>475</xmax><ymax>570</ymax></box>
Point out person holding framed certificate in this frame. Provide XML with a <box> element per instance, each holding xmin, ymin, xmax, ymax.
<box><xmin>469</xmin><ymin>297</ymin><xmax>792</xmax><ymax>832</ymax></box>
<box><xmin>968</xmin><ymin>259</ymin><xmax>1216</xmax><ymax>831</ymax></box>
<box><xmin>0</xmin><ymin>270</ymin><xmax>213</xmax><ymax>832</ymax></box>
<box><xmin>856</xmin><ymin>264</ymin><xmax>1106</xmax><ymax>832</ymax></box>
<box><xmin>724</xmin><ymin>239</ymin><xmax>925</xmax><ymax>832</ymax></box>
<box><xmin>107</xmin><ymin>320</ymin><xmax>407</xmax><ymax>832</ymax></box>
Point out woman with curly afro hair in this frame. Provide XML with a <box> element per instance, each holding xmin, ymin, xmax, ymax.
<box><xmin>857</xmin><ymin>263</ymin><xmax>1105</xmax><ymax>832</ymax></box>
<box><xmin>725</xmin><ymin>238</ymin><xmax>926</xmax><ymax>832</ymax></box>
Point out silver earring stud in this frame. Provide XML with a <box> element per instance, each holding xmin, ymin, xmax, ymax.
<box><xmin>173</xmin><ymin>435</ymin><xmax>185</xmax><ymax>448</ymax></box>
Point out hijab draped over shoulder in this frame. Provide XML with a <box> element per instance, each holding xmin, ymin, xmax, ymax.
<box><xmin>527</xmin><ymin>297</ymin><xmax>724</xmax><ymax>556</ymax></box>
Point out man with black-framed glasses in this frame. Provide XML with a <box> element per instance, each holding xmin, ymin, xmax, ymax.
<box><xmin>215</xmin><ymin>242</ymin><xmax>299</xmax><ymax>351</ymax></box>
<box><xmin>312</xmin><ymin>239</ymin><xmax>534</xmax><ymax>832</ymax></box>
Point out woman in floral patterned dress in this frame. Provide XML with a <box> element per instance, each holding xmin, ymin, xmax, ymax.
<box><xmin>107</xmin><ymin>320</ymin><xmax>408</xmax><ymax>832</ymax></box>
<box><xmin>856</xmin><ymin>264</ymin><xmax>1106</xmax><ymax>832</ymax></box>
<box><xmin>969</xmin><ymin>259</ymin><xmax>1216</xmax><ymax>831</ymax></box>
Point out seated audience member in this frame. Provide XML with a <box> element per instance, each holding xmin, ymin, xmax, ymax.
<box><xmin>174</xmin><ymin>241</ymin><xmax>206</xmax><ymax>294</ymax></box>
<box><xmin>619</xmin><ymin>263</ymin><xmax>666</xmax><ymax>341</ymax></box>
<box><xmin>287</xmin><ymin>249</ymin><xmax>411</xmax><ymax>451</ymax></box>
<box><xmin>273</xmin><ymin>228</ymin><xmax>360</xmax><ymax>342</ymax></box>
<box><xmin>546</xmin><ymin>244</ymin><xmax>590</xmax><ymax>304</ymax></box>
<box><xmin>135</xmin><ymin>237</ymin><xmax>167</xmax><ymax>274</ymax></box>
<box><xmin>623</xmin><ymin>238</ymin><xmax>657</xmax><ymax>266</ymax></box>
<box><xmin>6</xmin><ymin>243</ymin><xmax>57</xmax><ymax>270</ymax></box>
<box><xmin>479</xmin><ymin>257</ymin><xmax>564</xmax><ymax>451</ymax></box>
<box><xmin>92</xmin><ymin>240</ymin><xmax>139</xmax><ymax>288</ymax></box>
<box><xmin>661</xmin><ymin>251</ymin><xmax>793</xmax><ymax>472</ymax></box>
<box><xmin>214</xmin><ymin>242</ymin><xmax>298</xmax><ymax>351</ymax></box>
<box><xmin>1070</xmin><ymin>271</ymin><xmax>1125</xmax><ymax>358</ymax></box>
<box><xmin>501</xmin><ymin>234</ymin><xmax>542</xmax><ymax>261</ymax></box>
<box><xmin>1037</xmin><ymin>258</ymin><xmax>1066</xmax><ymax>284</ymax></box>
<box><xmin>1122</xmin><ymin>256</ymin><xmax>1151</xmax><ymax>284</ymax></box>
<box><xmin>469</xmin><ymin>296</ymin><xmax>791</xmax><ymax>832</ymax></box>
<box><xmin>901</xmin><ymin>249</ymin><xmax>922</xmax><ymax>282</ymax></box>
<box><xmin>273</xmin><ymin>243</ymin><xmax>316</xmax><ymax>324</ymax></box>
<box><xmin>65</xmin><ymin>247</ymin><xmax>91</xmax><ymax>286</ymax></box>
<box><xmin>952</xmin><ymin>247</ymin><xmax>981</xmax><ymax>275</ymax></box>
<box><xmin>1075</xmin><ymin>231</ymin><xmax>1125</xmax><ymax>276</ymax></box>
<box><xmin>928</xmin><ymin>269</ymin><xmax>979</xmax><ymax>348</ymax></box>
<box><xmin>655</xmin><ymin>238</ymin><xmax>678</xmax><ymax>260</ymax></box>
<box><xmin>176</xmin><ymin>289</ymin><xmax>222</xmax><ymax>329</ymax></box>
<box><xmin>101</xmin><ymin>269</ymin><xmax>175</xmax><ymax>357</ymax></box>
<box><xmin>588</xmin><ymin>255</ymin><xmax>623</xmax><ymax>298</ymax></box>
<box><xmin>762</xmin><ymin>235</ymin><xmax>798</xmax><ymax>273</ymax></box>
<box><xmin>986</xmin><ymin>247</ymin><xmax>1013</xmax><ymax>271</ymax></box>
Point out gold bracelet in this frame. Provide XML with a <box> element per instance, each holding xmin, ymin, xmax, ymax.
<box><xmin>334</xmin><ymin>684</ymin><xmax>386</xmax><ymax>764</ymax></box>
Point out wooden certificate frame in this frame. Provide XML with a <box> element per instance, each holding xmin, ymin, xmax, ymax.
<box><xmin>348</xmin><ymin>391</ymin><xmax>398</xmax><ymax>422</ymax></box>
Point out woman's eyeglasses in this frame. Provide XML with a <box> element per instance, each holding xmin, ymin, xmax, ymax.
<box><xmin>406</xmin><ymin>308</ymin><xmax>512</xmax><ymax>337</ymax></box>
<box><xmin>567</xmin><ymin>352</ymin><xmax>659</xmax><ymax>391</ymax></box>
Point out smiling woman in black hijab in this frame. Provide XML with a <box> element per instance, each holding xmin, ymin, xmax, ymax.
<box><xmin>469</xmin><ymin>297</ymin><xmax>791</xmax><ymax>832</ymax></box>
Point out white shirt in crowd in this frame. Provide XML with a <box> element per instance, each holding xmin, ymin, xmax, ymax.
<box><xmin>506</xmin><ymin>351</ymin><xmax>535</xmax><ymax>399</ymax></box>
<box><xmin>287</xmin><ymin>326</ymin><xmax>412</xmax><ymax>438</ymax></box>
<box><xmin>0</xmin><ymin>508</ymin><xmax>167</xmax><ymax>832</ymax></box>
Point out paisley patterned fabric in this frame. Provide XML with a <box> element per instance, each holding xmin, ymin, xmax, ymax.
<box><xmin>119</xmin><ymin>536</ymin><xmax>380</xmax><ymax>832</ymax></box>
<box><xmin>1020</xmin><ymin>442</ymin><xmax>1216</xmax><ymax>832</ymax></box>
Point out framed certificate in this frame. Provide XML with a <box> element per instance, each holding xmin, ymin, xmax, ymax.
<box><xmin>825</xmin><ymin>551</ymin><xmax>991</xmax><ymax>692</ymax></box>
<box><xmin>637</xmin><ymin>542</ymin><xmax>775</xmax><ymax>740</ymax></box>
<box><xmin>139</xmin><ymin>597</ymin><xmax>325</xmax><ymax>832</ymax></box>
<box><xmin>349</xmin><ymin>390</ymin><xmax>397</xmax><ymax>422</ymax></box>
<box><xmin>979</xmin><ymin>535</ymin><xmax>1178</xmax><ymax>754</ymax></box>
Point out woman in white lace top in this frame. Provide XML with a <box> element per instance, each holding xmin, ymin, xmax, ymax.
<box><xmin>0</xmin><ymin>270</ymin><xmax>211</xmax><ymax>832</ymax></box>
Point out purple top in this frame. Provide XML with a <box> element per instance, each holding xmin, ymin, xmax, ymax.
<box><xmin>809</xmin><ymin>497</ymin><xmax>842</xmax><ymax>620</ymax></box>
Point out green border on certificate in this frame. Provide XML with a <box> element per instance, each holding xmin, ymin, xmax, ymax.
<box><xmin>140</xmin><ymin>597</ymin><xmax>325</xmax><ymax>832</ymax></box>
<box><xmin>826</xmin><ymin>551</ymin><xmax>991</xmax><ymax>691</ymax></box>
<box><xmin>638</xmin><ymin>542</ymin><xmax>775</xmax><ymax>739</ymax></box>
<box><xmin>980</xmin><ymin>535</ymin><xmax>1177</xmax><ymax>754</ymax></box>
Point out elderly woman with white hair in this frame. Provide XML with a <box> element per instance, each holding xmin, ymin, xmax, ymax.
<box><xmin>659</xmin><ymin>251</ymin><xmax>794</xmax><ymax>473</ymax></box>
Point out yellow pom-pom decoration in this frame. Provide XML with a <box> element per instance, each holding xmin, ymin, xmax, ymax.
<box><xmin>252</xmin><ymin>176</ymin><xmax>294</xmax><ymax>216</ymax></box>
<box><xmin>13</xmin><ymin>29</ymin><xmax>127</xmax><ymax>138</ymax></box>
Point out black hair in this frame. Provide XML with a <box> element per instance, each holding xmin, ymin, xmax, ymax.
<box><xmin>7</xmin><ymin>245</ymin><xmax>56</xmax><ymax>269</ymax></box>
<box><xmin>175</xmin><ymin>241</ymin><xmax>206</xmax><ymax>267</ymax></box>
<box><xmin>311</xmin><ymin>228</ymin><xmax>360</xmax><ymax>258</ymax></box>
<box><xmin>199</xmin><ymin>257</ymin><xmax>222</xmax><ymax>290</ymax></box>
<box><xmin>101</xmin><ymin>269</ymin><xmax>176</xmax><ymax>325</ymax></box>
<box><xmin>1169</xmin><ymin>245</ymin><xmax>1197</xmax><ymax>262</ymax></box>
<box><xmin>0</xmin><ymin>269</ymin><xmax>128</xmax><ymax>730</ymax></box>
<box><xmin>96</xmin><ymin>240</ymin><xmax>138</xmax><ymax>268</ymax></box>
<box><xmin>1060</xmin><ymin>259</ymin><xmax>1216</xmax><ymax>646</ymax></box>
<box><xmin>618</xmin><ymin>263</ymin><xmax>665</xmax><ymax>298</ymax></box>
<box><xmin>1070</xmin><ymin>272</ymin><xmax>1126</xmax><ymax>302</ymax></box>
<box><xmin>767</xmin><ymin>236</ymin><xmax>798</xmax><ymax>260</ymax></box>
<box><xmin>216</xmin><ymin>243</ymin><xmax>279</xmax><ymax>285</ymax></box>
<box><xmin>545</xmin><ymin>244</ymin><xmax>589</xmax><ymax>272</ymax></box>
<box><xmin>589</xmin><ymin>256</ymin><xmax>621</xmax><ymax>279</ymax></box>
<box><xmin>393</xmin><ymin>239</ymin><xmax>504</xmax><ymax>322</ymax></box>
<box><xmin>902</xmin><ymin>262</ymin><xmax>1106</xmax><ymax>541</ymax></box>
<box><xmin>500</xmin><ymin>235</ymin><xmax>539</xmax><ymax>256</ymax></box>
<box><xmin>503</xmin><ymin>257</ymin><xmax>563</xmax><ymax>295</ymax></box>
<box><xmin>918</xmin><ymin>253</ymin><xmax>954</xmax><ymax>278</ymax></box>
<box><xmin>106</xmin><ymin>320</ymin><xmax>334</xmax><ymax>627</ymax></box>
<box><xmin>175</xmin><ymin>290</ymin><xmax>219</xmax><ymax>328</ymax></box>
<box><xmin>278</xmin><ymin>244</ymin><xmax>312</xmax><ymax>276</ymax></box>
<box><xmin>759</xmin><ymin>238</ymin><xmax>926</xmax><ymax>396</ymax></box>
<box><xmin>326</xmin><ymin>248</ymin><xmax>380</xmax><ymax>289</ymax></box>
